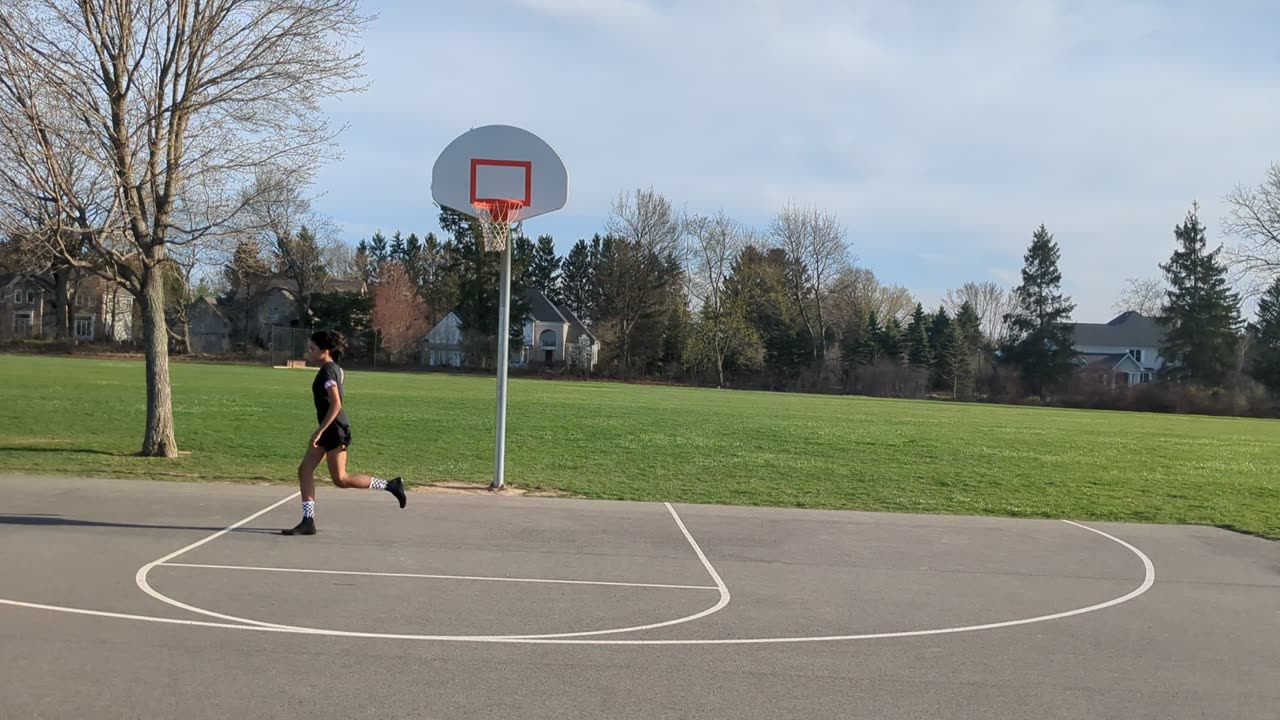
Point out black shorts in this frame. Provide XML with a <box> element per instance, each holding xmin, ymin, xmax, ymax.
<box><xmin>317</xmin><ymin>422</ymin><xmax>352</xmax><ymax>451</ymax></box>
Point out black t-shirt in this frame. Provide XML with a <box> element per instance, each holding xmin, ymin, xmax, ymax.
<box><xmin>312</xmin><ymin>361</ymin><xmax>350</xmax><ymax>426</ymax></box>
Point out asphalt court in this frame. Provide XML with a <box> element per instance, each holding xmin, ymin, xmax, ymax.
<box><xmin>1</xmin><ymin>476</ymin><xmax>1277</xmax><ymax>719</ymax></box>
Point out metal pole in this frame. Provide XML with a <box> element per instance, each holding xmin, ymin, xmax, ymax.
<box><xmin>493</xmin><ymin>239</ymin><xmax>512</xmax><ymax>489</ymax></box>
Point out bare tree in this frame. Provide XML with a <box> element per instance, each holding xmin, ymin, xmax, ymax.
<box><xmin>0</xmin><ymin>0</ymin><xmax>370</xmax><ymax>456</ymax></box>
<box><xmin>684</xmin><ymin>211</ymin><xmax>757</xmax><ymax>386</ymax></box>
<box><xmin>599</xmin><ymin>187</ymin><xmax>685</xmax><ymax>371</ymax></box>
<box><xmin>1111</xmin><ymin>276</ymin><xmax>1165</xmax><ymax>317</ymax></box>
<box><xmin>606</xmin><ymin>187</ymin><xmax>684</xmax><ymax>257</ymax></box>
<box><xmin>769</xmin><ymin>203</ymin><xmax>851</xmax><ymax>362</ymax></box>
<box><xmin>238</xmin><ymin>168</ymin><xmax>345</xmax><ymax>322</ymax></box>
<box><xmin>944</xmin><ymin>281</ymin><xmax>1013</xmax><ymax>344</ymax></box>
<box><xmin>1223</xmin><ymin>162</ymin><xmax>1280</xmax><ymax>298</ymax></box>
<box><xmin>323</xmin><ymin>238</ymin><xmax>357</xmax><ymax>280</ymax></box>
<box><xmin>830</xmin><ymin>266</ymin><xmax>914</xmax><ymax>329</ymax></box>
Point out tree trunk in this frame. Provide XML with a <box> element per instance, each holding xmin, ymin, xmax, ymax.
<box><xmin>53</xmin><ymin>270</ymin><xmax>71</xmax><ymax>341</ymax></box>
<box><xmin>139</xmin><ymin>266</ymin><xmax>178</xmax><ymax>457</ymax></box>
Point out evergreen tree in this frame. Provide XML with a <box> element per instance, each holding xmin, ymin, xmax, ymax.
<box><xmin>878</xmin><ymin>316</ymin><xmax>904</xmax><ymax>364</ymax></box>
<box><xmin>854</xmin><ymin>312</ymin><xmax>882</xmax><ymax>366</ymax></box>
<box><xmin>723</xmin><ymin>245</ymin><xmax>808</xmax><ymax>379</ymax></box>
<box><xmin>389</xmin><ymin>230</ymin><xmax>407</xmax><ymax>261</ymax></box>
<box><xmin>1158</xmin><ymin>204</ymin><xmax>1243</xmax><ymax>386</ymax></box>
<box><xmin>561</xmin><ymin>237</ymin><xmax>597</xmax><ymax>322</ymax></box>
<box><xmin>528</xmin><ymin>235</ymin><xmax>562</xmax><ymax>303</ymax></box>
<box><xmin>999</xmin><ymin>224</ymin><xmax>1078</xmax><ymax>401</ymax></box>
<box><xmin>928</xmin><ymin>306</ymin><xmax>952</xmax><ymax>388</ymax></box>
<box><xmin>365</xmin><ymin>231</ymin><xmax>390</xmax><ymax>285</ymax></box>
<box><xmin>1248</xmin><ymin>276</ymin><xmax>1280</xmax><ymax>393</ymax></box>
<box><xmin>512</xmin><ymin>235</ymin><xmax>537</xmax><ymax>290</ymax></box>
<box><xmin>905</xmin><ymin>303</ymin><xmax>932</xmax><ymax>368</ymax></box>
<box><xmin>954</xmin><ymin>299</ymin><xmax>983</xmax><ymax>380</ymax></box>
<box><xmin>354</xmin><ymin>241</ymin><xmax>372</xmax><ymax>286</ymax></box>
<box><xmin>942</xmin><ymin>321</ymin><xmax>973</xmax><ymax>399</ymax></box>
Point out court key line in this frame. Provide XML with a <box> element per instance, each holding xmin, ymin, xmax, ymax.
<box><xmin>161</xmin><ymin>562</ymin><xmax>721</xmax><ymax>592</ymax></box>
<box><xmin>0</xmin><ymin>496</ymin><xmax>1158</xmax><ymax>645</ymax></box>
<box><xmin>132</xmin><ymin>496</ymin><xmax>734</xmax><ymax>638</ymax></box>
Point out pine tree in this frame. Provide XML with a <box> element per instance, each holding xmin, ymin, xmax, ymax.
<box><xmin>528</xmin><ymin>235</ymin><xmax>562</xmax><ymax>303</ymax></box>
<box><xmin>905</xmin><ymin>303</ymin><xmax>932</xmax><ymax>368</ymax></box>
<box><xmin>954</xmin><ymin>299</ymin><xmax>983</xmax><ymax>381</ymax></box>
<box><xmin>561</xmin><ymin>238</ymin><xmax>597</xmax><ymax>322</ymax></box>
<box><xmin>855</xmin><ymin>312</ymin><xmax>882</xmax><ymax>366</ymax></box>
<box><xmin>1249</xmin><ymin>276</ymin><xmax>1280</xmax><ymax>393</ymax></box>
<box><xmin>999</xmin><ymin>224</ymin><xmax>1078</xmax><ymax>401</ymax></box>
<box><xmin>723</xmin><ymin>245</ymin><xmax>809</xmax><ymax>379</ymax></box>
<box><xmin>1158</xmin><ymin>204</ymin><xmax>1243</xmax><ymax>386</ymax></box>
<box><xmin>928</xmin><ymin>306</ymin><xmax>952</xmax><ymax>388</ymax></box>
<box><xmin>878</xmin><ymin>316</ymin><xmax>904</xmax><ymax>364</ymax></box>
<box><xmin>942</xmin><ymin>321</ymin><xmax>973</xmax><ymax>399</ymax></box>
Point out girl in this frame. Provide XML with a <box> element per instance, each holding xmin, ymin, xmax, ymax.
<box><xmin>283</xmin><ymin>330</ymin><xmax>407</xmax><ymax>536</ymax></box>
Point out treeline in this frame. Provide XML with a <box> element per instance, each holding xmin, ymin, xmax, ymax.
<box><xmin>216</xmin><ymin>171</ymin><xmax>1280</xmax><ymax>417</ymax></box>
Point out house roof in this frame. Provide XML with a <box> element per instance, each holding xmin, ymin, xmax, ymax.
<box><xmin>524</xmin><ymin>288</ymin><xmax>568</xmax><ymax>324</ymax></box>
<box><xmin>1070</xmin><ymin>311</ymin><xmax>1164</xmax><ymax>347</ymax></box>
<box><xmin>556</xmin><ymin>302</ymin><xmax>597</xmax><ymax>343</ymax></box>
<box><xmin>1077</xmin><ymin>353</ymin><xmax>1144</xmax><ymax>373</ymax></box>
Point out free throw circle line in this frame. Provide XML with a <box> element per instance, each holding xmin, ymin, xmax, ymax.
<box><xmin>2</xmin><ymin>499</ymin><xmax>1156</xmax><ymax>645</ymax></box>
<box><xmin>133</xmin><ymin>499</ymin><xmax>732</xmax><ymax>639</ymax></box>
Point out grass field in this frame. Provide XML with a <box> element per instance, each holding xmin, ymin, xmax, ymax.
<box><xmin>0</xmin><ymin>353</ymin><xmax>1277</xmax><ymax>538</ymax></box>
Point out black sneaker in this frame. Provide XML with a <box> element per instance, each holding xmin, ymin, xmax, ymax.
<box><xmin>282</xmin><ymin>517</ymin><xmax>316</xmax><ymax>536</ymax></box>
<box><xmin>387</xmin><ymin>477</ymin><xmax>407</xmax><ymax>508</ymax></box>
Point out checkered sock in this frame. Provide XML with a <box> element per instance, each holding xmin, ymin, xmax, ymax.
<box><xmin>369</xmin><ymin>477</ymin><xmax>388</xmax><ymax>490</ymax></box>
<box><xmin>302</xmin><ymin>500</ymin><xmax>315</xmax><ymax>519</ymax></box>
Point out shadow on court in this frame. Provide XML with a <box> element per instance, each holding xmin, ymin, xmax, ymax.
<box><xmin>0</xmin><ymin>514</ymin><xmax>279</xmax><ymax>535</ymax></box>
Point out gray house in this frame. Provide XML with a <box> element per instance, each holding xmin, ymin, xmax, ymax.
<box><xmin>421</xmin><ymin>288</ymin><xmax>600</xmax><ymax>371</ymax></box>
<box><xmin>1070</xmin><ymin>311</ymin><xmax>1166</xmax><ymax>386</ymax></box>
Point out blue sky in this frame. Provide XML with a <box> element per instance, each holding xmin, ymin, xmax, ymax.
<box><xmin>311</xmin><ymin>0</ymin><xmax>1280</xmax><ymax>322</ymax></box>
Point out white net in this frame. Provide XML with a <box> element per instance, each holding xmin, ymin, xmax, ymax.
<box><xmin>473</xmin><ymin>199</ymin><xmax>522</xmax><ymax>253</ymax></box>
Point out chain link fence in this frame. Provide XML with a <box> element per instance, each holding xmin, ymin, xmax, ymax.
<box><xmin>265</xmin><ymin>324</ymin><xmax>383</xmax><ymax>369</ymax></box>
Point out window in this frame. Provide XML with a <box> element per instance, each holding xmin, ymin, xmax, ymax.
<box><xmin>26</xmin><ymin>290</ymin><xmax>35</xmax><ymax>304</ymax></box>
<box><xmin>13</xmin><ymin>311</ymin><xmax>33</xmax><ymax>336</ymax></box>
<box><xmin>539</xmin><ymin>329</ymin><xmax>557</xmax><ymax>349</ymax></box>
<box><xmin>74</xmin><ymin>314</ymin><xmax>94</xmax><ymax>340</ymax></box>
<box><xmin>1128</xmin><ymin>349</ymin><xmax>1143</xmax><ymax>362</ymax></box>
<box><xmin>11</xmin><ymin>290</ymin><xmax>19</xmax><ymax>304</ymax></box>
<box><xmin>1140</xmin><ymin>373</ymin><xmax>1151</xmax><ymax>383</ymax></box>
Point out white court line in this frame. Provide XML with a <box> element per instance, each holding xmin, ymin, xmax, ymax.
<box><xmin>1</xmin><ymin>499</ymin><xmax>1157</xmax><ymax>645</ymax></box>
<box><xmin>160</xmin><ymin>562</ymin><xmax>720</xmax><ymax>591</ymax></box>
<box><xmin>131</xmin><ymin>497</ymin><xmax>733</xmax><ymax>639</ymax></box>
<box><xmin>133</xmin><ymin>493</ymin><xmax>301</xmax><ymax>629</ymax></box>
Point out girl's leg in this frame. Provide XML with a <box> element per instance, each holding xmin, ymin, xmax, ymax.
<box><xmin>283</xmin><ymin>444</ymin><xmax>327</xmax><ymax>535</ymax></box>
<box><xmin>326</xmin><ymin>448</ymin><xmax>407</xmax><ymax>508</ymax></box>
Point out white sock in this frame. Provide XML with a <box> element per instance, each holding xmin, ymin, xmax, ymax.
<box><xmin>302</xmin><ymin>500</ymin><xmax>315</xmax><ymax>518</ymax></box>
<box><xmin>369</xmin><ymin>477</ymin><xmax>388</xmax><ymax>490</ymax></box>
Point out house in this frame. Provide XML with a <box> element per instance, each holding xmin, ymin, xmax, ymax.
<box><xmin>1070</xmin><ymin>311</ymin><xmax>1166</xmax><ymax>386</ymax></box>
<box><xmin>421</xmin><ymin>311</ymin><xmax>466</xmax><ymax>367</ymax></box>
<box><xmin>1</xmin><ymin>273</ymin><xmax>134</xmax><ymax>343</ymax></box>
<box><xmin>521</xmin><ymin>288</ymin><xmax>599</xmax><ymax>369</ymax></box>
<box><xmin>187</xmin><ymin>296</ymin><xmax>232</xmax><ymax>353</ymax></box>
<box><xmin>420</xmin><ymin>288</ymin><xmax>600</xmax><ymax>371</ymax></box>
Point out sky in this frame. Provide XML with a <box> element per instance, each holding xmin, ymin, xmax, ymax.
<box><xmin>309</xmin><ymin>0</ymin><xmax>1280</xmax><ymax>322</ymax></box>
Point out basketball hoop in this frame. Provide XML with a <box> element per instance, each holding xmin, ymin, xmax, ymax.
<box><xmin>472</xmin><ymin>198</ymin><xmax>523</xmax><ymax>253</ymax></box>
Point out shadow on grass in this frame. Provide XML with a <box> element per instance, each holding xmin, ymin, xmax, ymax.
<box><xmin>0</xmin><ymin>514</ymin><xmax>279</xmax><ymax>535</ymax></box>
<box><xmin>0</xmin><ymin>446</ymin><xmax>123</xmax><ymax>456</ymax></box>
